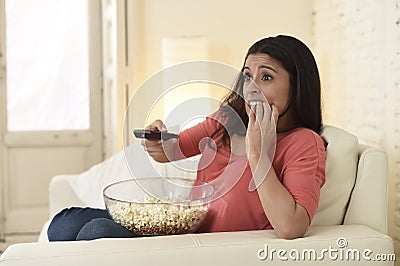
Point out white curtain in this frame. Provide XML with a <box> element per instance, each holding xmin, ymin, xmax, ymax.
<box><xmin>6</xmin><ymin>0</ymin><xmax>89</xmax><ymax>131</ymax></box>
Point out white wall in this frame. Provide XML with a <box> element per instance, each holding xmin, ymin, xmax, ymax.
<box><xmin>133</xmin><ymin>0</ymin><xmax>314</xmax><ymax>86</ymax></box>
<box><xmin>313</xmin><ymin>0</ymin><xmax>400</xmax><ymax>258</ymax></box>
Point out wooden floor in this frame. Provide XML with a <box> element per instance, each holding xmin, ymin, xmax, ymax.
<box><xmin>0</xmin><ymin>233</ymin><xmax>39</xmax><ymax>255</ymax></box>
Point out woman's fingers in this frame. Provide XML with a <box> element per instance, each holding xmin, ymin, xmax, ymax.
<box><xmin>256</xmin><ymin>102</ymin><xmax>279</xmax><ymax>126</ymax></box>
<box><xmin>246</xmin><ymin>103</ymin><xmax>256</xmax><ymax>126</ymax></box>
<box><xmin>142</xmin><ymin>119</ymin><xmax>165</xmax><ymax>148</ymax></box>
<box><xmin>247</xmin><ymin>102</ymin><xmax>278</xmax><ymax>126</ymax></box>
<box><xmin>142</xmin><ymin>140</ymin><xmax>161</xmax><ymax>150</ymax></box>
<box><xmin>142</xmin><ymin>119</ymin><xmax>165</xmax><ymax>150</ymax></box>
<box><xmin>247</xmin><ymin>102</ymin><xmax>279</xmax><ymax>135</ymax></box>
<box><xmin>255</xmin><ymin>102</ymin><xmax>264</xmax><ymax>123</ymax></box>
<box><xmin>145</xmin><ymin>119</ymin><xmax>166</xmax><ymax>132</ymax></box>
<box><xmin>271</xmin><ymin>104</ymin><xmax>279</xmax><ymax>126</ymax></box>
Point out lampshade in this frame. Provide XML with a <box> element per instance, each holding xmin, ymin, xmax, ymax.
<box><xmin>162</xmin><ymin>36</ymin><xmax>208</xmax><ymax>68</ymax></box>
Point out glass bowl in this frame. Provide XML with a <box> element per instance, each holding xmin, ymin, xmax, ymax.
<box><xmin>103</xmin><ymin>177</ymin><xmax>214</xmax><ymax>236</ymax></box>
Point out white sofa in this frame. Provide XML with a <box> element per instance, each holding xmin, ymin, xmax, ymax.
<box><xmin>0</xmin><ymin>126</ymin><xmax>395</xmax><ymax>265</ymax></box>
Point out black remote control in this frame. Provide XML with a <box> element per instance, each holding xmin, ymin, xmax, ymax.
<box><xmin>133</xmin><ymin>129</ymin><xmax>179</xmax><ymax>141</ymax></box>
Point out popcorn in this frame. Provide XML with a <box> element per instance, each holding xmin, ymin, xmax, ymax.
<box><xmin>106</xmin><ymin>194</ymin><xmax>209</xmax><ymax>235</ymax></box>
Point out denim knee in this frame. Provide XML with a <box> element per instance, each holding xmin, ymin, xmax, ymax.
<box><xmin>76</xmin><ymin>218</ymin><xmax>135</xmax><ymax>241</ymax></box>
<box><xmin>47</xmin><ymin>207</ymin><xmax>111</xmax><ymax>241</ymax></box>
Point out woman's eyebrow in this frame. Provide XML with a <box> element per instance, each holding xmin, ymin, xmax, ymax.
<box><xmin>243</xmin><ymin>65</ymin><xmax>277</xmax><ymax>73</ymax></box>
<box><xmin>259</xmin><ymin>65</ymin><xmax>277</xmax><ymax>73</ymax></box>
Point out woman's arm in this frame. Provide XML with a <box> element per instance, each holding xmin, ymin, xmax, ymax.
<box><xmin>246</xmin><ymin>103</ymin><xmax>310</xmax><ymax>239</ymax></box>
<box><xmin>249</xmin><ymin>156</ymin><xmax>310</xmax><ymax>239</ymax></box>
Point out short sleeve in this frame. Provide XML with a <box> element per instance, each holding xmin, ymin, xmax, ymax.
<box><xmin>281</xmin><ymin>130</ymin><xmax>326</xmax><ymax>222</ymax></box>
<box><xmin>174</xmin><ymin>111</ymin><xmax>223</xmax><ymax>160</ymax></box>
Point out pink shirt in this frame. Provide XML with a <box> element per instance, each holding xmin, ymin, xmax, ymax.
<box><xmin>176</xmin><ymin>112</ymin><xmax>326</xmax><ymax>232</ymax></box>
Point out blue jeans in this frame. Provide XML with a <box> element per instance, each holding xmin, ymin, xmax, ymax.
<box><xmin>47</xmin><ymin>207</ymin><xmax>137</xmax><ymax>241</ymax></box>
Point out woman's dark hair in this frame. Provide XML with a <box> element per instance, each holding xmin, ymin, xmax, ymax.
<box><xmin>211</xmin><ymin>35</ymin><xmax>322</xmax><ymax>147</ymax></box>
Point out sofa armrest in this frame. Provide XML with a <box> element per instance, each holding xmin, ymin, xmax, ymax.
<box><xmin>343</xmin><ymin>145</ymin><xmax>388</xmax><ymax>234</ymax></box>
<box><xmin>49</xmin><ymin>175</ymin><xmax>86</xmax><ymax>218</ymax></box>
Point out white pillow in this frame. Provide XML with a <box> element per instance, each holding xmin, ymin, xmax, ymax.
<box><xmin>68</xmin><ymin>142</ymin><xmax>166</xmax><ymax>208</ymax></box>
<box><xmin>68</xmin><ymin>142</ymin><xmax>197</xmax><ymax>208</ymax></box>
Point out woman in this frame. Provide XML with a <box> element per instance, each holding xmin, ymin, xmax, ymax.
<box><xmin>145</xmin><ymin>35</ymin><xmax>326</xmax><ymax>239</ymax></box>
<box><xmin>47</xmin><ymin>35</ymin><xmax>326</xmax><ymax>241</ymax></box>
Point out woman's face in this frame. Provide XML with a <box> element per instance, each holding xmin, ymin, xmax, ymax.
<box><xmin>242</xmin><ymin>53</ymin><xmax>291</xmax><ymax>120</ymax></box>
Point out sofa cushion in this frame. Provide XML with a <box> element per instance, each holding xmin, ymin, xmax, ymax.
<box><xmin>311</xmin><ymin>126</ymin><xmax>359</xmax><ymax>226</ymax></box>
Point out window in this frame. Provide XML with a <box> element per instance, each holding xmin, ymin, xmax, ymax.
<box><xmin>5</xmin><ymin>0</ymin><xmax>90</xmax><ymax>131</ymax></box>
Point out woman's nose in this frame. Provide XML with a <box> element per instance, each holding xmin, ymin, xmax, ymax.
<box><xmin>248</xmin><ymin>81</ymin><xmax>261</xmax><ymax>94</ymax></box>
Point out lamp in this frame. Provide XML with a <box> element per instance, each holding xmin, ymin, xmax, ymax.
<box><xmin>162</xmin><ymin>36</ymin><xmax>208</xmax><ymax>68</ymax></box>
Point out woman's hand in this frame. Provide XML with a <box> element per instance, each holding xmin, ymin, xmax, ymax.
<box><xmin>246</xmin><ymin>102</ymin><xmax>279</xmax><ymax>160</ymax></box>
<box><xmin>245</xmin><ymin>102</ymin><xmax>279</xmax><ymax>190</ymax></box>
<box><xmin>141</xmin><ymin>120</ymin><xmax>178</xmax><ymax>163</ymax></box>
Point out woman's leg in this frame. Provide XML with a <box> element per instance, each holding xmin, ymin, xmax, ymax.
<box><xmin>76</xmin><ymin>218</ymin><xmax>136</xmax><ymax>241</ymax></box>
<box><xmin>47</xmin><ymin>207</ymin><xmax>111</xmax><ymax>241</ymax></box>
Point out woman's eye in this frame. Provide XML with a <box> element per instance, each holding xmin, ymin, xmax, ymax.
<box><xmin>244</xmin><ymin>74</ymin><xmax>252</xmax><ymax>81</ymax></box>
<box><xmin>261</xmin><ymin>74</ymin><xmax>272</xmax><ymax>81</ymax></box>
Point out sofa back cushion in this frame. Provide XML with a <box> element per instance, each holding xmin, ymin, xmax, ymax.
<box><xmin>311</xmin><ymin>126</ymin><xmax>359</xmax><ymax>226</ymax></box>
